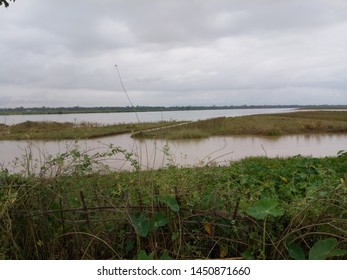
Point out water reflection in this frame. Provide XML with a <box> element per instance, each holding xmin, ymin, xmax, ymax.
<box><xmin>0</xmin><ymin>133</ymin><xmax>346</xmax><ymax>173</ymax></box>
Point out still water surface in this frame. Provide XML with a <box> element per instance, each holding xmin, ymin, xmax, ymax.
<box><xmin>1</xmin><ymin>108</ymin><xmax>295</xmax><ymax>125</ymax></box>
<box><xmin>0</xmin><ymin>133</ymin><xmax>345</xmax><ymax>173</ymax></box>
<box><xmin>0</xmin><ymin>109</ymin><xmax>345</xmax><ymax>172</ymax></box>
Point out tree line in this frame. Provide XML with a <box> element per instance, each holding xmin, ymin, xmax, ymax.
<box><xmin>2</xmin><ymin>105</ymin><xmax>346</xmax><ymax>115</ymax></box>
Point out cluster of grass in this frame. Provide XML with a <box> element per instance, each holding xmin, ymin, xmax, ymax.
<box><xmin>134</xmin><ymin>111</ymin><xmax>347</xmax><ymax>139</ymax></box>
<box><xmin>0</xmin><ymin>120</ymin><xmax>181</xmax><ymax>140</ymax></box>
<box><xmin>1</xmin><ymin>146</ymin><xmax>346</xmax><ymax>260</ymax></box>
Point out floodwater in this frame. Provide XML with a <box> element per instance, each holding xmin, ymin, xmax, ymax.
<box><xmin>0</xmin><ymin>133</ymin><xmax>346</xmax><ymax>173</ymax></box>
<box><xmin>0</xmin><ymin>108</ymin><xmax>345</xmax><ymax>173</ymax></box>
<box><xmin>1</xmin><ymin>108</ymin><xmax>295</xmax><ymax>125</ymax></box>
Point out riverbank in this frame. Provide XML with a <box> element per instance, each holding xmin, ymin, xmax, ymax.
<box><xmin>134</xmin><ymin>111</ymin><xmax>347</xmax><ymax>139</ymax></box>
<box><xmin>0</xmin><ymin>120</ymin><xmax>181</xmax><ymax>140</ymax></box>
<box><xmin>1</xmin><ymin>111</ymin><xmax>346</xmax><ymax>141</ymax></box>
<box><xmin>1</xmin><ymin>153</ymin><xmax>346</xmax><ymax>260</ymax></box>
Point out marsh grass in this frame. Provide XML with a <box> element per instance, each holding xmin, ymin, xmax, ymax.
<box><xmin>133</xmin><ymin>111</ymin><xmax>347</xmax><ymax>139</ymax></box>
<box><xmin>0</xmin><ymin>145</ymin><xmax>346</xmax><ymax>260</ymax></box>
<box><xmin>0</xmin><ymin>120</ymin><xmax>182</xmax><ymax>140</ymax></box>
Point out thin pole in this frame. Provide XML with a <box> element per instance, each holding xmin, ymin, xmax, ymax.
<box><xmin>115</xmin><ymin>64</ymin><xmax>140</xmax><ymax>123</ymax></box>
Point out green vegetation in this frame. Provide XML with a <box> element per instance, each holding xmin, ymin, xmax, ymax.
<box><xmin>0</xmin><ymin>120</ymin><xmax>181</xmax><ymax>140</ymax></box>
<box><xmin>1</xmin><ymin>145</ymin><xmax>346</xmax><ymax>260</ymax></box>
<box><xmin>134</xmin><ymin>111</ymin><xmax>347</xmax><ymax>139</ymax></box>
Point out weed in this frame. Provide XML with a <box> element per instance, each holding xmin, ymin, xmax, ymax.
<box><xmin>0</xmin><ymin>149</ymin><xmax>346</xmax><ymax>259</ymax></box>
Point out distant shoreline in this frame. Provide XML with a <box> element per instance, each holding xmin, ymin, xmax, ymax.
<box><xmin>0</xmin><ymin>105</ymin><xmax>346</xmax><ymax>115</ymax></box>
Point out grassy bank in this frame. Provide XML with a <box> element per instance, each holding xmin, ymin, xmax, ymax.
<box><xmin>0</xmin><ymin>120</ymin><xmax>181</xmax><ymax>140</ymax></box>
<box><xmin>133</xmin><ymin>111</ymin><xmax>347</xmax><ymax>139</ymax></box>
<box><xmin>1</xmin><ymin>148</ymin><xmax>346</xmax><ymax>260</ymax></box>
<box><xmin>2</xmin><ymin>111</ymin><xmax>346</xmax><ymax>141</ymax></box>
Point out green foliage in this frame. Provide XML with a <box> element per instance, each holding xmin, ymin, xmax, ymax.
<box><xmin>137</xmin><ymin>250</ymin><xmax>154</xmax><ymax>260</ymax></box>
<box><xmin>154</xmin><ymin>212</ymin><xmax>169</xmax><ymax>229</ymax></box>
<box><xmin>130</xmin><ymin>213</ymin><xmax>150</xmax><ymax>237</ymax></box>
<box><xmin>309</xmin><ymin>239</ymin><xmax>347</xmax><ymax>260</ymax></box>
<box><xmin>287</xmin><ymin>239</ymin><xmax>347</xmax><ymax>260</ymax></box>
<box><xmin>246</xmin><ymin>198</ymin><xmax>284</xmax><ymax>220</ymax></box>
<box><xmin>1</xmin><ymin>151</ymin><xmax>346</xmax><ymax>259</ymax></box>
<box><xmin>286</xmin><ymin>242</ymin><xmax>306</xmax><ymax>260</ymax></box>
<box><xmin>159</xmin><ymin>195</ymin><xmax>180</xmax><ymax>212</ymax></box>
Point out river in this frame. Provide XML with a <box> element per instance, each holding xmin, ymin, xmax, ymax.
<box><xmin>1</xmin><ymin>108</ymin><xmax>295</xmax><ymax>125</ymax></box>
<box><xmin>0</xmin><ymin>108</ymin><xmax>346</xmax><ymax>173</ymax></box>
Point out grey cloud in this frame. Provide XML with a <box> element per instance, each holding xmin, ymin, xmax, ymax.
<box><xmin>1</xmin><ymin>0</ymin><xmax>347</xmax><ymax>108</ymax></box>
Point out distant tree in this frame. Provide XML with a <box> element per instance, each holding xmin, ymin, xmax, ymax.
<box><xmin>0</xmin><ymin>0</ymin><xmax>15</xmax><ymax>8</ymax></box>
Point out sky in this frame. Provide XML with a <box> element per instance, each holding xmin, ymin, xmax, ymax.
<box><xmin>1</xmin><ymin>0</ymin><xmax>347</xmax><ymax>108</ymax></box>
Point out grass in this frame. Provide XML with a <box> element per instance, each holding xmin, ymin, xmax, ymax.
<box><xmin>2</xmin><ymin>111</ymin><xmax>346</xmax><ymax>141</ymax></box>
<box><xmin>0</xmin><ymin>145</ymin><xmax>346</xmax><ymax>260</ymax></box>
<box><xmin>133</xmin><ymin>111</ymin><xmax>347</xmax><ymax>139</ymax></box>
<box><xmin>0</xmin><ymin>120</ymin><xmax>182</xmax><ymax>140</ymax></box>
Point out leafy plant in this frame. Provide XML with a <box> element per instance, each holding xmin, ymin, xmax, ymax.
<box><xmin>1</xmin><ymin>154</ymin><xmax>346</xmax><ymax>260</ymax></box>
<box><xmin>154</xmin><ymin>212</ymin><xmax>169</xmax><ymax>229</ymax></box>
<box><xmin>137</xmin><ymin>250</ymin><xmax>154</xmax><ymax>260</ymax></box>
<box><xmin>159</xmin><ymin>195</ymin><xmax>180</xmax><ymax>212</ymax></box>
<box><xmin>286</xmin><ymin>241</ymin><xmax>305</xmax><ymax>260</ymax></box>
<box><xmin>309</xmin><ymin>238</ymin><xmax>347</xmax><ymax>260</ymax></box>
<box><xmin>246</xmin><ymin>198</ymin><xmax>284</xmax><ymax>220</ymax></box>
<box><xmin>130</xmin><ymin>213</ymin><xmax>150</xmax><ymax>238</ymax></box>
<box><xmin>287</xmin><ymin>238</ymin><xmax>347</xmax><ymax>260</ymax></box>
<box><xmin>247</xmin><ymin>198</ymin><xmax>284</xmax><ymax>259</ymax></box>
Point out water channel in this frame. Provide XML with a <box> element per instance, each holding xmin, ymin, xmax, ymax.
<box><xmin>0</xmin><ymin>108</ymin><xmax>346</xmax><ymax>173</ymax></box>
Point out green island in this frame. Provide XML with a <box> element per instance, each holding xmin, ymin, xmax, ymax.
<box><xmin>0</xmin><ymin>120</ymin><xmax>182</xmax><ymax>140</ymax></box>
<box><xmin>134</xmin><ymin>111</ymin><xmax>347</xmax><ymax>139</ymax></box>
<box><xmin>0</xmin><ymin>110</ymin><xmax>346</xmax><ymax>260</ymax></box>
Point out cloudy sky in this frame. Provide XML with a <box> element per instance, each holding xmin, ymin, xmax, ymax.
<box><xmin>1</xmin><ymin>0</ymin><xmax>347</xmax><ymax>108</ymax></box>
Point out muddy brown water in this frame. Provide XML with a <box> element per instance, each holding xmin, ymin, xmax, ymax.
<box><xmin>1</xmin><ymin>133</ymin><xmax>345</xmax><ymax>173</ymax></box>
<box><xmin>1</xmin><ymin>109</ymin><xmax>345</xmax><ymax>173</ymax></box>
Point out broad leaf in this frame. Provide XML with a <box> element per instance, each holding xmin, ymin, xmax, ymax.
<box><xmin>154</xmin><ymin>212</ymin><xmax>169</xmax><ymax>229</ymax></box>
<box><xmin>309</xmin><ymin>238</ymin><xmax>341</xmax><ymax>260</ymax></box>
<box><xmin>241</xmin><ymin>248</ymin><xmax>255</xmax><ymax>260</ymax></box>
<box><xmin>160</xmin><ymin>195</ymin><xmax>180</xmax><ymax>212</ymax></box>
<box><xmin>329</xmin><ymin>249</ymin><xmax>347</xmax><ymax>258</ymax></box>
<box><xmin>130</xmin><ymin>213</ymin><xmax>149</xmax><ymax>237</ymax></box>
<box><xmin>159</xmin><ymin>251</ymin><xmax>172</xmax><ymax>260</ymax></box>
<box><xmin>246</xmin><ymin>198</ymin><xmax>284</xmax><ymax>220</ymax></box>
<box><xmin>125</xmin><ymin>239</ymin><xmax>135</xmax><ymax>254</ymax></box>
<box><xmin>137</xmin><ymin>250</ymin><xmax>154</xmax><ymax>260</ymax></box>
<box><xmin>286</xmin><ymin>242</ymin><xmax>305</xmax><ymax>260</ymax></box>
